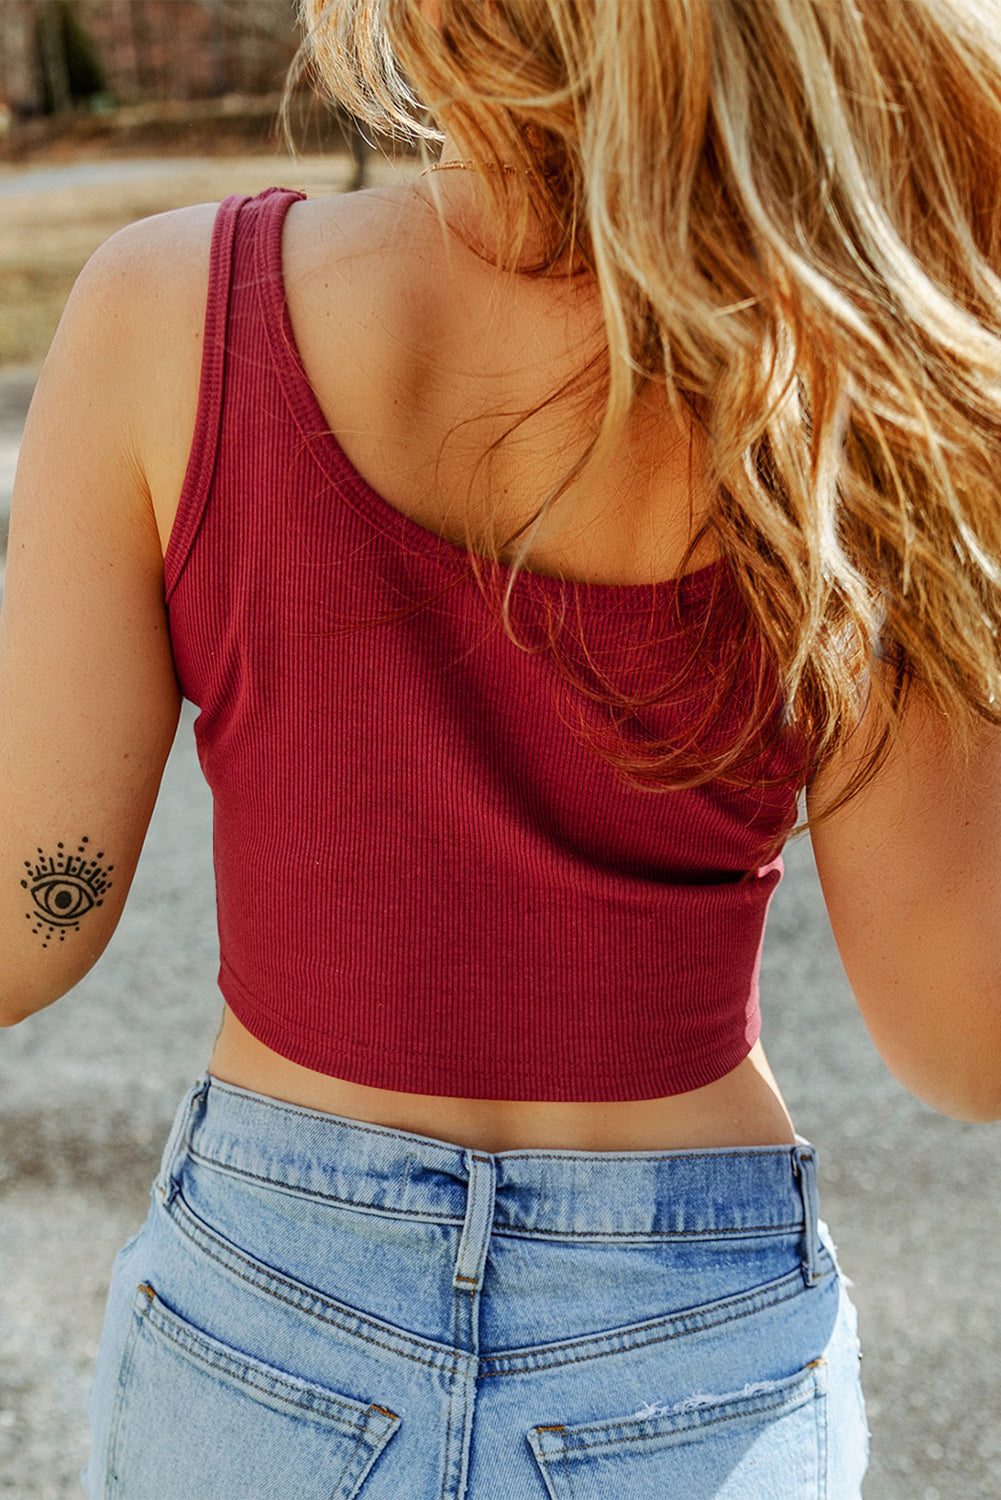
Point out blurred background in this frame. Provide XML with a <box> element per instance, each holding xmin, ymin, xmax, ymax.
<box><xmin>1</xmin><ymin>3</ymin><xmax>1000</xmax><ymax>1498</ymax></box>
<box><xmin>0</xmin><ymin>0</ymin><xmax>412</xmax><ymax>375</ymax></box>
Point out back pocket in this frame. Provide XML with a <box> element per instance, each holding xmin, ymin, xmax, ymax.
<box><xmin>528</xmin><ymin>1359</ymin><xmax>826</xmax><ymax>1500</ymax></box>
<box><xmin>105</xmin><ymin>1283</ymin><xmax>400</xmax><ymax>1499</ymax></box>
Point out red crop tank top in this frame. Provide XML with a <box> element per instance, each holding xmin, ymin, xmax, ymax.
<box><xmin>164</xmin><ymin>187</ymin><xmax>809</xmax><ymax>1101</ymax></box>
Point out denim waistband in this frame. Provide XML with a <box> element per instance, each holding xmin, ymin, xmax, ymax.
<box><xmin>157</xmin><ymin>1074</ymin><xmax>821</xmax><ymax>1274</ymax></box>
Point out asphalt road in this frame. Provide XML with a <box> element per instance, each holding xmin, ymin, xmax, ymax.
<box><xmin>0</xmin><ymin>365</ymin><xmax>32</xmax><ymax>579</ymax></box>
<box><xmin>0</xmin><ymin>158</ymin><xmax>233</xmax><ymax>199</ymax></box>
<box><xmin>1</xmin><ymin>207</ymin><xmax>1000</xmax><ymax>1500</ymax></box>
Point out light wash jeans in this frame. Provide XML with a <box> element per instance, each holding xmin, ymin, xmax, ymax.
<box><xmin>83</xmin><ymin>1074</ymin><xmax>869</xmax><ymax>1498</ymax></box>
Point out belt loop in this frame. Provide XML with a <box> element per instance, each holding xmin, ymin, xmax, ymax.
<box><xmin>155</xmin><ymin>1073</ymin><xmax>210</xmax><ymax>1206</ymax></box>
<box><xmin>452</xmin><ymin>1152</ymin><xmax>496</xmax><ymax>1293</ymax></box>
<box><xmin>792</xmin><ymin>1144</ymin><xmax>821</xmax><ymax>1287</ymax></box>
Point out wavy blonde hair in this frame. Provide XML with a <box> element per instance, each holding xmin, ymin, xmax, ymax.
<box><xmin>288</xmin><ymin>0</ymin><xmax>1001</xmax><ymax>827</ymax></box>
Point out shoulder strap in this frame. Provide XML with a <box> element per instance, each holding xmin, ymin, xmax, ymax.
<box><xmin>163</xmin><ymin>192</ymin><xmax>248</xmax><ymax>602</ymax></box>
<box><xmin>251</xmin><ymin>186</ymin><xmax>312</xmax><ymax>416</ymax></box>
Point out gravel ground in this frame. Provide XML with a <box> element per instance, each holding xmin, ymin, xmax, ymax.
<box><xmin>1</xmin><ymin>161</ymin><xmax>1000</xmax><ymax>1500</ymax></box>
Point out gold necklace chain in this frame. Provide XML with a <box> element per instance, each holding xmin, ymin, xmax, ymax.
<box><xmin>420</xmin><ymin>160</ymin><xmax>526</xmax><ymax>177</ymax></box>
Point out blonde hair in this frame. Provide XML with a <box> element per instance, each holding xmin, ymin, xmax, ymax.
<box><xmin>289</xmin><ymin>0</ymin><xmax>1001</xmax><ymax>828</ymax></box>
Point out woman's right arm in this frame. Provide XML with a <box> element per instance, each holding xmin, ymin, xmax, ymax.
<box><xmin>0</xmin><ymin>208</ymin><xmax>211</xmax><ymax>1025</ymax></box>
<box><xmin>807</xmin><ymin>687</ymin><xmax>1001</xmax><ymax>1122</ymax></box>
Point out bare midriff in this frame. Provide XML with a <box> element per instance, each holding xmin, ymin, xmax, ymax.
<box><xmin>207</xmin><ymin>1005</ymin><xmax>797</xmax><ymax>1152</ymax></box>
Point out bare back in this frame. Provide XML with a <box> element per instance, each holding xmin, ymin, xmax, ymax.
<box><xmin>144</xmin><ymin>182</ymin><xmax>795</xmax><ymax>1151</ymax></box>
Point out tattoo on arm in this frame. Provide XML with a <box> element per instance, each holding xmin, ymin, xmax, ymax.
<box><xmin>21</xmin><ymin>837</ymin><xmax>114</xmax><ymax>949</ymax></box>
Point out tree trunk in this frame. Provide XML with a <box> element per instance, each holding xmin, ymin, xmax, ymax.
<box><xmin>37</xmin><ymin>0</ymin><xmax>71</xmax><ymax>115</ymax></box>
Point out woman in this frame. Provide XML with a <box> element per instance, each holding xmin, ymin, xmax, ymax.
<box><xmin>3</xmin><ymin>1</ymin><xmax>1001</xmax><ymax>1495</ymax></box>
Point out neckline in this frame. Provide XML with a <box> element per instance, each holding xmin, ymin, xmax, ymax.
<box><xmin>255</xmin><ymin>187</ymin><xmax>727</xmax><ymax>614</ymax></box>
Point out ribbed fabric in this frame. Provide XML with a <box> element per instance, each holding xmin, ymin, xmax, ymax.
<box><xmin>165</xmin><ymin>188</ymin><xmax>808</xmax><ymax>1102</ymax></box>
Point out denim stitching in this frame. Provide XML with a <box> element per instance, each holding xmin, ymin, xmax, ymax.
<box><xmin>495</xmin><ymin>1149</ymin><xmax>797</xmax><ymax>1164</ymax></box>
<box><xmin>184</xmin><ymin>1146</ymin><xmax>802</xmax><ymax>1238</ymax></box>
<box><xmin>158</xmin><ymin>1079</ymin><xmax>209</xmax><ymax>1206</ymax></box>
<box><xmin>183</xmin><ymin>1143</ymin><xmax>466</xmax><ymax>1227</ymax></box>
<box><xmin>540</xmin><ymin>1362</ymin><xmax>824</xmax><ymax>1446</ymax></box>
<box><xmin>104</xmin><ymin>1299</ymin><xmax>146</xmax><ymax>1494</ymax></box>
<box><xmin>136</xmin><ymin>1286</ymin><xmax>386</xmax><ymax>1430</ymax></box>
<box><xmin>336</xmin><ymin>1424</ymin><xmax>381</xmax><ymax>1499</ymax></box>
<box><xmin>479</xmin><ymin>1269</ymin><xmax>831</xmax><ymax>1379</ymax></box>
<box><xmin>439</xmin><ymin>1292</ymin><xmax>460</xmax><ymax>1500</ymax></box>
<box><xmin>538</xmin><ymin>1372</ymin><xmax>823</xmax><ymax>1456</ymax></box>
<box><xmin>167</xmin><ymin>1192</ymin><xmax>461</xmax><ymax>1372</ymax></box>
<box><xmin>482</xmin><ymin>1264</ymin><xmax>811</xmax><ymax>1364</ymax></box>
<box><xmin>491</xmin><ymin>1219</ymin><xmax>804</xmax><ymax>1241</ymax></box>
<box><xmin>165</xmin><ymin>1184</ymin><xmax>832</xmax><ymax>1380</ymax></box>
<box><xmin>527</xmin><ymin>1437</ymin><xmax>563</xmax><ymax>1497</ymax></box>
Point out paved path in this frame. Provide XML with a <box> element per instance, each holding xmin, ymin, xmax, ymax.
<box><xmin>0</xmin><ymin>157</ymin><xmax>223</xmax><ymax>199</ymax></box>
<box><xmin>0</xmin><ymin>161</ymin><xmax>1000</xmax><ymax>1499</ymax></box>
<box><xmin>0</xmin><ymin>365</ymin><xmax>35</xmax><ymax>568</ymax></box>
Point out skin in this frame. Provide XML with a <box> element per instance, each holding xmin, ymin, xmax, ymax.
<box><xmin>2</xmin><ymin>142</ymin><xmax>1000</xmax><ymax>1150</ymax></box>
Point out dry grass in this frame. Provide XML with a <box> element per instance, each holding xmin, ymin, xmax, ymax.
<box><xmin>0</xmin><ymin>151</ymin><xmax>418</xmax><ymax>368</ymax></box>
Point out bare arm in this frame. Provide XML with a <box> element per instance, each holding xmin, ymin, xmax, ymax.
<box><xmin>808</xmin><ymin>685</ymin><xmax>1001</xmax><ymax>1122</ymax></box>
<box><xmin>0</xmin><ymin>210</ymin><xmax>212</xmax><ymax>1023</ymax></box>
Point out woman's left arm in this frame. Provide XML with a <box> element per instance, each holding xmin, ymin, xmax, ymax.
<box><xmin>0</xmin><ymin>224</ymin><xmax>186</xmax><ymax>1024</ymax></box>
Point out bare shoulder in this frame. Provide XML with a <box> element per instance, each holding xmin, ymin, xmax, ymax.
<box><xmin>78</xmin><ymin>200</ymin><xmax>220</xmax><ymax>301</ymax></box>
<box><xmin>66</xmin><ymin>202</ymin><xmax>223</xmax><ymax>542</ymax></box>
<box><xmin>57</xmin><ymin>201</ymin><xmax>220</xmax><ymax>444</ymax></box>
<box><xmin>67</xmin><ymin>200</ymin><xmax>220</xmax><ymax>377</ymax></box>
<box><xmin>68</xmin><ymin>190</ymin><xmax>419</xmax><ymax>550</ymax></box>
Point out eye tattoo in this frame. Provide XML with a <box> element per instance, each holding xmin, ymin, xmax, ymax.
<box><xmin>21</xmin><ymin>838</ymin><xmax>114</xmax><ymax>949</ymax></box>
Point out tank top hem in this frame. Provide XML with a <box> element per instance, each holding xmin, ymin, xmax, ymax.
<box><xmin>217</xmin><ymin>960</ymin><xmax>759</xmax><ymax>1104</ymax></box>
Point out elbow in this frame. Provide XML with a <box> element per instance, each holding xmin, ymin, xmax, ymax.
<box><xmin>934</xmin><ymin>1088</ymin><xmax>1001</xmax><ymax>1126</ymax></box>
<box><xmin>0</xmin><ymin>981</ymin><xmax>64</xmax><ymax>1027</ymax></box>
<box><xmin>0</xmin><ymin>943</ymin><xmax>105</xmax><ymax>1025</ymax></box>
<box><xmin>0</xmin><ymin>1001</ymin><xmax>34</xmax><ymax>1027</ymax></box>
<box><xmin>851</xmin><ymin>971</ymin><xmax>1001</xmax><ymax>1125</ymax></box>
<box><xmin>883</xmin><ymin>1051</ymin><xmax>1001</xmax><ymax>1124</ymax></box>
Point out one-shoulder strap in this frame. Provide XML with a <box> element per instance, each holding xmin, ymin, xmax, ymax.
<box><xmin>163</xmin><ymin>192</ymin><xmax>249</xmax><ymax>602</ymax></box>
<box><xmin>251</xmin><ymin>186</ymin><xmax>314</xmax><ymax>436</ymax></box>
